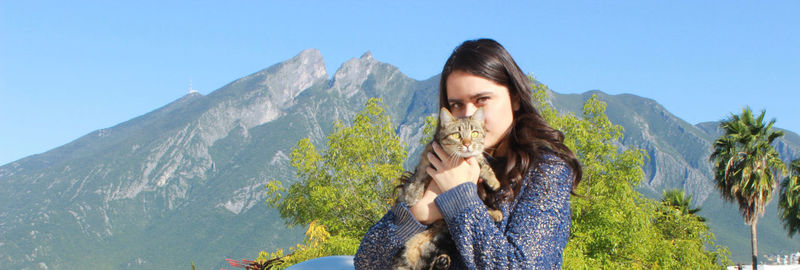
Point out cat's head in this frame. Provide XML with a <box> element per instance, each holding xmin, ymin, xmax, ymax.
<box><xmin>438</xmin><ymin>107</ymin><xmax>486</xmax><ymax>158</ymax></box>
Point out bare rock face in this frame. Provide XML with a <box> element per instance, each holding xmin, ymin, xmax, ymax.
<box><xmin>110</xmin><ymin>49</ymin><xmax>329</xmax><ymax>204</ymax></box>
<box><xmin>0</xmin><ymin>49</ymin><xmax>331</xmax><ymax>269</ymax></box>
<box><xmin>2</xmin><ymin>48</ymin><xmax>799</xmax><ymax>268</ymax></box>
<box><xmin>331</xmin><ymin>51</ymin><xmax>378</xmax><ymax>98</ymax></box>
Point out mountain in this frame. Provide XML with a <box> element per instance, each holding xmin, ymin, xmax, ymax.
<box><xmin>2</xmin><ymin>50</ymin><xmax>798</xmax><ymax>268</ymax></box>
<box><xmin>547</xmin><ymin>91</ymin><xmax>800</xmax><ymax>262</ymax></box>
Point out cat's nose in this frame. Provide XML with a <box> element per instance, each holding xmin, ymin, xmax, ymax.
<box><xmin>463</xmin><ymin>138</ymin><xmax>472</xmax><ymax>146</ymax></box>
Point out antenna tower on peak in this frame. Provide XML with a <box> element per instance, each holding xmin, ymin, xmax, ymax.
<box><xmin>189</xmin><ymin>79</ymin><xmax>198</xmax><ymax>94</ymax></box>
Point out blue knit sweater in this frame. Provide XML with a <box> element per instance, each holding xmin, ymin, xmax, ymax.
<box><xmin>354</xmin><ymin>154</ymin><xmax>574</xmax><ymax>269</ymax></box>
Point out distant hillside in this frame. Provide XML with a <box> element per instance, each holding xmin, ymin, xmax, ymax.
<box><xmin>1</xmin><ymin>50</ymin><xmax>798</xmax><ymax>268</ymax></box>
<box><xmin>546</xmin><ymin>90</ymin><xmax>800</xmax><ymax>262</ymax></box>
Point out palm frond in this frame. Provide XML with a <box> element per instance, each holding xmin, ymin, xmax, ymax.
<box><xmin>709</xmin><ymin>107</ymin><xmax>784</xmax><ymax>225</ymax></box>
<box><xmin>779</xmin><ymin>159</ymin><xmax>800</xmax><ymax>237</ymax></box>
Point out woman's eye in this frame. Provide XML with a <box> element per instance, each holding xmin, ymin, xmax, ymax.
<box><xmin>450</xmin><ymin>103</ymin><xmax>461</xmax><ymax>109</ymax></box>
<box><xmin>451</xmin><ymin>133</ymin><xmax>461</xmax><ymax>139</ymax></box>
<box><xmin>471</xmin><ymin>131</ymin><xmax>479</xmax><ymax>138</ymax></box>
<box><xmin>477</xmin><ymin>97</ymin><xmax>489</xmax><ymax>104</ymax></box>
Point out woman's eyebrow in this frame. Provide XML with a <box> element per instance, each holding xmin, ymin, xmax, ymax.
<box><xmin>447</xmin><ymin>97</ymin><xmax>464</xmax><ymax>104</ymax></box>
<box><xmin>470</xmin><ymin>91</ymin><xmax>493</xmax><ymax>100</ymax></box>
<box><xmin>448</xmin><ymin>91</ymin><xmax>493</xmax><ymax>104</ymax></box>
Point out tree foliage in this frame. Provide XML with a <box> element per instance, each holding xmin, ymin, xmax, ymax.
<box><xmin>710</xmin><ymin>107</ymin><xmax>785</xmax><ymax>224</ymax></box>
<box><xmin>249</xmin><ymin>221</ymin><xmax>360</xmax><ymax>270</ymax></box>
<box><xmin>779</xmin><ymin>159</ymin><xmax>800</xmax><ymax>237</ymax></box>
<box><xmin>661</xmin><ymin>189</ymin><xmax>705</xmax><ymax>222</ymax></box>
<box><xmin>709</xmin><ymin>107</ymin><xmax>785</xmax><ymax>268</ymax></box>
<box><xmin>265</xmin><ymin>98</ymin><xmax>407</xmax><ymax>238</ymax></box>
<box><xmin>528</xmin><ymin>79</ymin><xmax>729</xmax><ymax>269</ymax></box>
<box><xmin>250</xmin><ymin>81</ymin><xmax>731</xmax><ymax>268</ymax></box>
<box><xmin>257</xmin><ymin>98</ymin><xmax>406</xmax><ymax>268</ymax></box>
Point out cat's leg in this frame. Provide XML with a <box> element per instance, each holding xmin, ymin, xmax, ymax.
<box><xmin>402</xmin><ymin>145</ymin><xmax>434</xmax><ymax>206</ymax></box>
<box><xmin>402</xmin><ymin>169</ymin><xmax>429</xmax><ymax>206</ymax></box>
<box><xmin>391</xmin><ymin>247</ymin><xmax>413</xmax><ymax>270</ymax></box>
<box><xmin>425</xmin><ymin>221</ymin><xmax>454</xmax><ymax>270</ymax></box>
<box><xmin>475</xmin><ymin>158</ymin><xmax>503</xmax><ymax>222</ymax></box>
<box><xmin>395</xmin><ymin>227</ymin><xmax>436</xmax><ymax>270</ymax></box>
<box><xmin>477</xmin><ymin>158</ymin><xmax>500</xmax><ymax>191</ymax></box>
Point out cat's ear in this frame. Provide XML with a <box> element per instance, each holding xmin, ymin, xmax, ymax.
<box><xmin>439</xmin><ymin>107</ymin><xmax>454</xmax><ymax>125</ymax></box>
<box><xmin>471</xmin><ymin>108</ymin><xmax>485</xmax><ymax>122</ymax></box>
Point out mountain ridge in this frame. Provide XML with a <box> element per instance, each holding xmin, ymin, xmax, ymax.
<box><xmin>1</xmin><ymin>49</ymin><xmax>798</xmax><ymax>268</ymax></box>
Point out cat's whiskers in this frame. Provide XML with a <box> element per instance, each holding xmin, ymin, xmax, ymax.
<box><xmin>446</xmin><ymin>151</ymin><xmax>461</xmax><ymax>167</ymax></box>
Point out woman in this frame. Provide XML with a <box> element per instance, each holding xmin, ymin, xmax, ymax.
<box><xmin>355</xmin><ymin>39</ymin><xmax>582</xmax><ymax>269</ymax></box>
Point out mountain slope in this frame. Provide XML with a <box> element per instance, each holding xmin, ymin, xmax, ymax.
<box><xmin>2</xmin><ymin>50</ymin><xmax>798</xmax><ymax>268</ymax></box>
<box><xmin>548</xmin><ymin>90</ymin><xmax>800</xmax><ymax>262</ymax></box>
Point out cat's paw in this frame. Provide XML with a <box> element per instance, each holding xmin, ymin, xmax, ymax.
<box><xmin>431</xmin><ymin>254</ymin><xmax>450</xmax><ymax>270</ymax></box>
<box><xmin>488</xmin><ymin>209</ymin><xmax>503</xmax><ymax>222</ymax></box>
<box><xmin>484</xmin><ymin>176</ymin><xmax>501</xmax><ymax>191</ymax></box>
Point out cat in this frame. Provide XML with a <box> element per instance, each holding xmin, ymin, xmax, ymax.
<box><xmin>393</xmin><ymin>107</ymin><xmax>502</xmax><ymax>270</ymax></box>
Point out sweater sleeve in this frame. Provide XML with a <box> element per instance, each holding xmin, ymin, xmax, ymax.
<box><xmin>354</xmin><ymin>202</ymin><xmax>428</xmax><ymax>269</ymax></box>
<box><xmin>434</xmin><ymin>156</ymin><xmax>574</xmax><ymax>269</ymax></box>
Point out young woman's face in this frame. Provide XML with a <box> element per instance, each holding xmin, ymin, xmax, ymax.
<box><xmin>445</xmin><ymin>70</ymin><xmax>518</xmax><ymax>151</ymax></box>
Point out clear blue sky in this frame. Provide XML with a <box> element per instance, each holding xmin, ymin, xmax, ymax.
<box><xmin>1</xmin><ymin>1</ymin><xmax>798</xmax><ymax>165</ymax></box>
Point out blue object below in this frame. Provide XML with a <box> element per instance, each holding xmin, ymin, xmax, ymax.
<box><xmin>285</xmin><ymin>255</ymin><xmax>355</xmax><ymax>270</ymax></box>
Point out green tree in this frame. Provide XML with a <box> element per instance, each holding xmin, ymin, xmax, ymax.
<box><xmin>779</xmin><ymin>159</ymin><xmax>800</xmax><ymax>237</ymax></box>
<box><xmin>656</xmin><ymin>189</ymin><xmax>710</xmax><ymax>250</ymax></box>
<box><xmin>528</xmin><ymin>79</ymin><xmax>728</xmax><ymax>269</ymax></box>
<box><xmin>709</xmin><ymin>107</ymin><xmax>786</xmax><ymax>269</ymax></box>
<box><xmin>251</xmin><ymin>80</ymin><xmax>729</xmax><ymax>269</ymax></box>
<box><xmin>661</xmin><ymin>189</ymin><xmax>705</xmax><ymax>222</ymax></box>
<box><xmin>266</xmin><ymin>98</ymin><xmax>406</xmax><ymax>238</ymax></box>
<box><xmin>261</xmin><ymin>98</ymin><xmax>406</xmax><ymax>268</ymax></box>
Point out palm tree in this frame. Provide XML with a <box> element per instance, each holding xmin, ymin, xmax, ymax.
<box><xmin>709</xmin><ymin>107</ymin><xmax>786</xmax><ymax>269</ymax></box>
<box><xmin>779</xmin><ymin>159</ymin><xmax>800</xmax><ymax>237</ymax></box>
<box><xmin>661</xmin><ymin>189</ymin><xmax>705</xmax><ymax>222</ymax></box>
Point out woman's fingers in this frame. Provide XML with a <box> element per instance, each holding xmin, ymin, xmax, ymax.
<box><xmin>427</xmin><ymin>151</ymin><xmax>442</xmax><ymax>170</ymax></box>
<box><xmin>427</xmin><ymin>142</ymin><xmax>479</xmax><ymax>191</ymax></box>
<box><xmin>425</xmin><ymin>166</ymin><xmax>437</xmax><ymax>179</ymax></box>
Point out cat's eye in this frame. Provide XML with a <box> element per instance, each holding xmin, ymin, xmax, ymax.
<box><xmin>471</xmin><ymin>131</ymin><xmax>479</xmax><ymax>138</ymax></box>
<box><xmin>450</xmin><ymin>133</ymin><xmax>461</xmax><ymax>139</ymax></box>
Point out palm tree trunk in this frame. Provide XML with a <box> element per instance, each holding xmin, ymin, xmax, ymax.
<box><xmin>751</xmin><ymin>220</ymin><xmax>758</xmax><ymax>270</ymax></box>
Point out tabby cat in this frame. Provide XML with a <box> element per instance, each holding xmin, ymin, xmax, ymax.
<box><xmin>393</xmin><ymin>107</ymin><xmax>502</xmax><ymax>270</ymax></box>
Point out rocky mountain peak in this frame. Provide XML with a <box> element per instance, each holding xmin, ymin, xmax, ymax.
<box><xmin>291</xmin><ymin>48</ymin><xmax>328</xmax><ymax>79</ymax></box>
<box><xmin>216</xmin><ymin>49</ymin><xmax>326</xmax><ymax>105</ymax></box>
<box><xmin>360</xmin><ymin>51</ymin><xmax>373</xmax><ymax>60</ymax></box>
<box><xmin>331</xmin><ymin>51</ymin><xmax>381</xmax><ymax>98</ymax></box>
<box><xmin>258</xmin><ymin>49</ymin><xmax>328</xmax><ymax>105</ymax></box>
<box><xmin>4</xmin><ymin>50</ymin><xmax>799</xmax><ymax>268</ymax></box>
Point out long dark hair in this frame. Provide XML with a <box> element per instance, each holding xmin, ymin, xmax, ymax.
<box><xmin>439</xmin><ymin>38</ymin><xmax>582</xmax><ymax>203</ymax></box>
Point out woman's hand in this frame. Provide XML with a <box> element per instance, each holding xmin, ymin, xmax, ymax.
<box><xmin>409</xmin><ymin>180</ymin><xmax>443</xmax><ymax>225</ymax></box>
<box><xmin>410</xmin><ymin>142</ymin><xmax>481</xmax><ymax>225</ymax></box>
<box><xmin>425</xmin><ymin>142</ymin><xmax>481</xmax><ymax>192</ymax></box>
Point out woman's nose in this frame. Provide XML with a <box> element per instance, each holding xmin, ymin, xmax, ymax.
<box><xmin>460</xmin><ymin>104</ymin><xmax>477</xmax><ymax>118</ymax></box>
